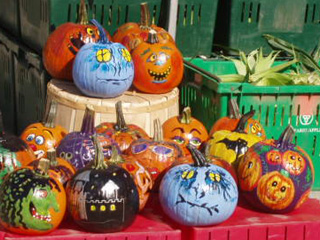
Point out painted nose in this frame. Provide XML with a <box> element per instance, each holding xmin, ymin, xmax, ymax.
<box><xmin>29</xmin><ymin>144</ymin><xmax>37</xmax><ymax>151</ymax></box>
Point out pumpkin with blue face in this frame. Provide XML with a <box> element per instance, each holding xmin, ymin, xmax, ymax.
<box><xmin>159</xmin><ymin>145</ymin><xmax>238</xmax><ymax>226</ymax></box>
<box><xmin>73</xmin><ymin>19</ymin><xmax>134</xmax><ymax>98</ymax></box>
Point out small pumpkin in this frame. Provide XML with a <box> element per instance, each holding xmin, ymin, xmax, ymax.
<box><xmin>205</xmin><ymin>110</ymin><xmax>263</xmax><ymax>166</ymax></box>
<box><xmin>210</xmin><ymin>99</ymin><xmax>266</xmax><ymax>139</ymax></box>
<box><xmin>42</xmin><ymin>0</ymin><xmax>105</xmax><ymax>81</ymax></box>
<box><xmin>66</xmin><ymin>135</ymin><xmax>139</xmax><ymax>232</ymax></box>
<box><xmin>96</xmin><ymin>101</ymin><xmax>150</xmax><ymax>153</ymax></box>
<box><xmin>20</xmin><ymin>100</ymin><xmax>68</xmax><ymax>159</ymax></box>
<box><xmin>238</xmin><ymin>125</ymin><xmax>314</xmax><ymax>213</ymax></box>
<box><xmin>163</xmin><ymin>106</ymin><xmax>209</xmax><ymax>156</ymax></box>
<box><xmin>159</xmin><ymin>145</ymin><xmax>238</xmax><ymax>226</ymax></box>
<box><xmin>112</xmin><ymin>2</ymin><xmax>174</xmax><ymax>52</ymax></box>
<box><xmin>131</xmin><ymin>30</ymin><xmax>184</xmax><ymax>94</ymax></box>
<box><xmin>73</xmin><ymin>19</ymin><xmax>134</xmax><ymax>98</ymax></box>
<box><xmin>0</xmin><ymin>158</ymin><xmax>66</xmax><ymax>235</ymax></box>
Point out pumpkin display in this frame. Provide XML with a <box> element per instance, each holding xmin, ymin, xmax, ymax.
<box><xmin>210</xmin><ymin>99</ymin><xmax>266</xmax><ymax>139</ymax></box>
<box><xmin>66</xmin><ymin>135</ymin><xmax>139</xmax><ymax>232</ymax></box>
<box><xmin>163</xmin><ymin>106</ymin><xmax>209</xmax><ymax>156</ymax></box>
<box><xmin>96</xmin><ymin>101</ymin><xmax>150</xmax><ymax>152</ymax></box>
<box><xmin>238</xmin><ymin>125</ymin><xmax>314</xmax><ymax>213</ymax></box>
<box><xmin>112</xmin><ymin>2</ymin><xmax>174</xmax><ymax>52</ymax></box>
<box><xmin>131</xmin><ymin>30</ymin><xmax>184</xmax><ymax>94</ymax></box>
<box><xmin>20</xmin><ymin>100</ymin><xmax>68</xmax><ymax>159</ymax></box>
<box><xmin>28</xmin><ymin>149</ymin><xmax>76</xmax><ymax>186</ymax></box>
<box><xmin>159</xmin><ymin>145</ymin><xmax>238</xmax><ymax>226</ymax></box>
<box><xmin>205</xmin><ymin>110</ymin><xmax>263</xmax><ymax>166</ymax></box>
<box><xmin>126</xmin><ymin>119</ymin><xmax>183</xmax><ymax>189</ymax></box>
<box><xmin>73</xmin><ymin>19</ymin><xmax>134</xmax><ymax>98</ymax></box>
<box><xmin>0</xmin><ymin>158</ymin><xmax>66</xmax><ymax>235</ymax></box>
<box><xmin>42</xmin><ymin>0</ymin><xmax>105</xmax><ymax>81</ymax></box>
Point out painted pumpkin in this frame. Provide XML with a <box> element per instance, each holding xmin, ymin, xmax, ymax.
<box><xmin>112</xmin><ymin>2</ymin><xmax>174</xmax><ymax>52</ymax></box>
<box><xmin>20</xmin><ymin>100</ymin><xmax>68</xmax><ymax>159</ymax></box>
<box><xmin>126</xmin><ymin>119</ymin><xmax>183</xmax><ymax>189</ymax></box>
<box><xmin>163</xmin><ymin>106</ymin><xmax>209</xmax><ymax>156</ymax></box>
<box><xmin>66</xmin><ymin>135</ymin><xmax>139</xmax><ymax>232</ymax></box>
<box><xmin>159</xmin><ymin>145</ymin><xmax>238</xmax><ymax>226</ymax></box>
<box><xmin>96</xmin><ymin>101</ymin><xmax>150</xmax><ymax>153</ymax></box>
<box><xmin>73</xmin><ymin>19</ymin><xmax>134</xmax><ymax>98</ymax></box>
<box><xmin>0</xmin><ymin>158</ymin><xmax>66</xmax><ymax>235</ymax></box>
<box><xmin>131</xmin><ymin>30</ymin><xmax>184</xmax><ymax>94</ymax></box>
<box><xmin>205</xmin><ymin>110</ymin><xmax>262</xmax><ymax>166</ymax></box>
<box><xmin>238</xmin><ymin>125</ymin><xmax>314</xmax><ymax>213</ymax></box>
<box><xmin>42</xmin><ymin>0</ymin><xmax>105</xmax><ymax>81</ymax></box>
<box><xmin>210</xmin><ymin>99</ymin><xmax>266</xmax><ymax>139</ymax></box>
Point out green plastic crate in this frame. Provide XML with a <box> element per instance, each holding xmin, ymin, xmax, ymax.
<box><xmin>181</xmin><ymin>58</ymin><xmax>320</xmax><ymax>190</ymax></box>
<box><xmin>214</xmin><ymin>0</ymin><xmax>320</xmax><ymax>54</ymax></box>
<box><xmin>0</xmin><ymin>0</ymin><xmax>20</xmax><ymax>37</ymax></box>
<box><xmin>0</xmin><ymin>29</ymin><xmax>19</xmax><ymax>134</ymax></box>
<box><xmin>19</xmin><ymin>0</ymin><xmax>165</xmax><ymax>53</ymax></box>
<box><xmin>14</xmin><ymin>45</ymin><xmax>49</xmax><ymax>135</ymax></box>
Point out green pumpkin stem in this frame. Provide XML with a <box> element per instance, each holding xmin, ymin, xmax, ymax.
<box><xmin>187</xmin><ymin>144</ymin><xmax>208</xmax><ymax>167</ymax></box>
<box><xmin>234</xmin><ymin>110</ymin><xmax>255</xmax><ymax>133</ymax></box>
<box><xmin>108</xmin><ymin>145</ymin><xmax>125</xmax><ymax>165</ymax></box>
<box><xmin>0</xmin><ymin>110</ymin><xmax>4</xmax><ymax>138</ymax></box>
<box><xmin>81</xmin><ymin>105</ymin><xmax>96</xmax><ymax>135</ymax></box>
<box><xmin>47</xmin><ymin>148</ymin><xmax>58</xmax><ymax>167</ymax></box>
<box><xmin>180</xmin><ymin>107</ymin><xmax>192</xmax><ymax>124</ymax></box>
<box><xmin>90</xmin><ymin>19</ymin><xmax>110</xmax><ymax>43</ymax></box>
<box><xmin>93</xmin><ymin>135</ymin><xmax>108</xmax><ymax>170</ymax></box>
<box><xmin>277</xmin><ymin>125</ymin><xmax>295</xmax><ymax>149</ymax></box>
<box><xmin>79</xmin><ymin>0</ymin><xmax>89</xmax><ymax>25</ymax></box>
<box><xmin>37</xmin><ymin>158</ymin><xmax>50</xmax><ymax>175</ymax></box>
<box><xmin>42</xmin><ymin>100</ymin><xmax>57</xmax><ymax>128</ymax></box>
<box><xmin>229</xmin><ymin>99</ymin><xmax>241</xmax><ymax>119</ymax></box>
<box><xmin>140</xmin><ymin>2</ymin><xmax>151</xmax><ymax>28</ymax></box>
<box><xmin>147</xmin><ymin>30</ymin><xmax>159</xmax><ymax>44</ymax></box>
<box><xmin>114</xmin><ymin>101</ymin><xmax>128</xmax><ymax>132</ymax></box>
<box><xmin>153</xmin><ymin>118</ymin><xmax>163</xmax><ymax>141</ymax></box>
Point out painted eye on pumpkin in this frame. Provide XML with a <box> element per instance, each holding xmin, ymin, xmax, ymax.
<box><xmin>147</xmin><ymin>53</ymin><xmax>157</xmax><ymax>63</ymax></box>
<box><xmin>209</xmin><ymin>172</ymin><xmax>221</xmax><ymax>182</ymax></box>
<box><xmin>255</xmin><ymin>123</ymin><xmax>262</xmax><ymax>131</ymax></box>
<box><xmin>152</xmin><ymin>145</ymin><xmax>173</xmax><ymax>156</ymax></box>
<box><xmin>35</xmin><ymin>136</ymin><xmax>45</xmax><ymax>145</ymax></box>
<box><xmin>272</xmin><ymin>181</ymin><xmax>278</xmax><ymax>187</ymax></box>
<box><xmin>121</xmin><ymin>48</ymin><xmax>132</xmax><ymax>62</ymax></box>
<box><xmin>181</xmin><ymin>170</ymin><xmax>195</xmax><ymax>179</ymax></box>
<box><xmin>26</xmin><ymin>133</ymin><xmax>35</xmax><ymax>141</ymax></box>
<box><xmin>110</xmin><ymin>204</ymin><xmax>116</xmax><ymax>211</ymax></box>
<box><xmin>189</xmin><ymin>137</ymin><xmax>202</xmax><ymax>147</ymax></box>
<box><xmin>34</xmin><ymin>189</ymin><xmax>48</xmax><ymax>199</ymax></box>
<box><xmin>173</xmin><ymin>136</ymin><xmax>185</xmax><ymax>145</ymax></box>
<box><xmin>96</xmin><ymin>49</ymin><xmax>112</xmax><ymax>62</ymax></box>
<box><xmin>86</xmin><ymin>28</ymin><xmax>94</xmax><ymax>35</ymax></box>
<box><xmin>132</xmin><ymin>143</ymin><xmax>148</xmax><ymax>154</ymax></box>
<box><xmin>250</xmin><ymin>124</ymin><xmax>257</xmax><ymax>134</ymax></box>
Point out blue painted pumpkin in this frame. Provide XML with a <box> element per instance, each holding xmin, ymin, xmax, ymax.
<box><xmin>73</xmin><ymin>19</ymin><xmax>134</xmax><ymax>98</ymax></box>
<box><xmin>159</xmin><ymin>145</ymin><xmax>238</xmax><ymax>226</ymax></box>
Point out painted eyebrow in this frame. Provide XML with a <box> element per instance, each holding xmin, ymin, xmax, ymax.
<box><xmin>141</xmin><ymin>48</ymin><xmax>151</xmax><ymax>56</ymax></box>
<box><xmin>172</xmin><ymin>127</ymin><xmax>185</xmax><ymax>133</ymax></box>
<box><xmin>43</xmin><ymin>129</ymin><xmax>54</xmax><ymax>138</ymax></box>
<box><xmin>190</xmin><ymin>128</ymin><xmax>202</xmax><ymax>135</ymax></box>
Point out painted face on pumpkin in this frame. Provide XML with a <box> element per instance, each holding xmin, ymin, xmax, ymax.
<box><xmin>68</xmin><ymin>27</ymin><xmax>100</xmax><ymax>55</ymax></box>
<box><xmin>266</xmin><ymin>150</ymin><xmax>282</xmax><ymax>165</ymax></box>
<box><xmin>282</xmin><ymin>150</ymin><xmax>306</xmax><ymax>175</ymax></box>
<box><xmin>171</xmin><ymin>128</ymin><xmax>202</xmax><ymax>149</ymax></box>
<box><xmin>246</xmin><ymin>120</ymin><xmax>265</xmax><ymax>139</ymax></box>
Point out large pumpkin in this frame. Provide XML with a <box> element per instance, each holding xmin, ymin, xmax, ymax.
<box><xmin>205</xmin><ymin>110</ymin><xmax>262</xmax><ymax>166</ymax></box>
<box><xmin>20</xmin><ymin>100</ymin><xmax>68</xmax><ymax>159</ymax></box>
<box><xmin>237</xmin><ymin>125</ymin><xmax>314</xmax><ymax>213</ymax></box>
<box><xmin>96</xmin><ymin>101</ymin><xmax>150</xmax><ymax>152</ymax></box>
<box><xmin>0</xmin><ymin>158</ymin><xmax>66</xmax><ymax>235</ymax></box>
<box><xmin>159</xmin><ymin>145</ymin><xmax>238</xmax><ymax>226</ymax></box>
<box><xmin>131</xmin><ymin>30</ymin><xmax>184</xmax><ymax>94</ymax></box>
<box><xmin>66</xmin><ymin>135</ymin><xmax>139</xmax><ymax>232</ymax></box>
<box><xmin>163</xmin><ymin>107</ymin><xmax>209</xmax><ymax>156</ymax></box>
<box><xmin>210</xmin><ymin>99</ymin><xmax>266</xmax><ymax>139</ymax></box>
<box><xmin>42</xmin><ymin>0</ymin><xmax>105</xmax><ymax>81</ymax></box>
<box><xmin>73</xmin><ymin>19</ymin><xmax>134</xmax><ymax>98</ymax></box>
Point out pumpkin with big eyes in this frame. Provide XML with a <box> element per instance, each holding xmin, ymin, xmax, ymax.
<box><xmin>282</xmin><ymin>150</ymin><xmax>306</xmax><ymax>175</ymax></box>
<box><xmin>266</xmin><ymin>150</ymin><xmax>282</xmax><ymax>165</ymax></box>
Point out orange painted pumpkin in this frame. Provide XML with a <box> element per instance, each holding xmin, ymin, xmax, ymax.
<box><xmin>96</xmin><ymin>101</ymin><xmax>150</xmax><ymax>152</ymax></box>
<box><xmin>131</xmin><ymin>31</ymin><xmax>184</xmax><ymax>94</ymax></box>
<box><xmin>163</xmin><ymin>107</ymin><xmax>209</xmax><ymax>156</ymax></box>
<box><xmin>112</xmin><ymin>2</ymin><xmax>174</xmax><ymax>52</ymax></box>
<box><xmin>210</xmin><ymin>99</ymin><xmax>266</xmax><ymax>139</ymax></box>
<box><xmin>21</xmin><ymin>100</ymin><xmax>68</xmax><ymax>159</ymax></box>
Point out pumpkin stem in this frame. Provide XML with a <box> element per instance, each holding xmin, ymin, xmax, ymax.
<box><xmin>140</xmin><ymin>2</ymin><xmax>151</xmax><ymax>28</ymax></box>
<box><xmin>153</xmin><ymin>118</ymin><xmax>163</xmax><ymax>141</ymax></box>
<box><xmin>78</xmin><ymin>0</ymin><xmax>89</xmax><ymax>25</ymax></box>
<box><xmin>90</xmin><ymin>19</ymin><xmax>110</xmax><ymax>44</ymax></box>
<box><xmin>0</xmin><ymin>110</ymin><xmax>4</xmax><ymax>138</ymax></box>
<box><xmin>147</xmin><ymin>30</ymin><xmax>159</xmax><ymax>44</ymax></box>
<box><xmin>229</xmin><ymin>99</ymin><xmax>241</xmax><ymax>119</ymax></box>
<box><xmin>93</xmin><ymin>135</ymin><xmax>108</xmax><ymax>170</ymax></box>
<box><xmin>37</xmin><ymin>158</ymin><xmax>50</xmax><ymax>175</ymax></box>
<box><xmin>114</xmin><ymin>101</ymin><xmax>128</xmax><ymax>132</ymax></box>
<box><xmin>180</xmin><ymin>107</ymin><xmax>192</xmax><ymax>124</ymax></box>
<box><xmin>42</xmin><ymin>100</ymin><xmax>57</xmax><ymax>128</ymax></box>
<box><xmin>108</xmin><ymin>145</ymin><xmax>125</xmax><ymax>165</ymax></box>
<box><xmin>234</xmin><ymin>110</ymin><xmax>255</xmax><ymax>133</ymax></box>
<box><xmin>187</xmin><ymin>144</ymin><xmax>208</xmax><ymax>167</ymax></box>
<box><xmin>81</xmin><ymin>105</ymin><xmax>96</xmax><ymax>135</ymax></box>
<box><xmin>47</xmin><ymin>148</ymin><xmax>58</xmax><ymax>167</ymax></box>
<box><xmin>277</xmin><ymin>125</ymin><xmax>295</xmax><ymax>149</ymax></box>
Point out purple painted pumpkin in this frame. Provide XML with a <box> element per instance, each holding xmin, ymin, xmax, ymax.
<box><xmin>238</xmin><ymin>125</ymin><xmax>314</xmax><ymax>213</ymax></box>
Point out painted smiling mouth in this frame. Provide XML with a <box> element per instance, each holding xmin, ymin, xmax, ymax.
<box><xmin>148</xmin><ymin>66</ymin><xmax>171</xmax><ymax>83</ymax></box>
<box><xmin>30</xmin><ymin>202</ymin><xmax>52</xmax><ymax>222</ymax></box>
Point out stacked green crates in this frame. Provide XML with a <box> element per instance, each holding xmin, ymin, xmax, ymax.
<box><xmin>0</xmin><ymin>0</ymin><xmax>20</xmax><ymax>37</ymax></box>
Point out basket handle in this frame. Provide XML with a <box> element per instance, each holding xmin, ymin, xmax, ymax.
<box><xmin>183</xmin><ymin>59</ymin><xmax>221</xmax><ymax>83</ymax></box>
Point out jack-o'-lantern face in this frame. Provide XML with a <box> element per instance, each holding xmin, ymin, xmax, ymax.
<box><xmin>257</xmin><ymin>171</ymin><xmax>295</xmax><ymax>210</ymax></box>
<box><xmin>238</xmin><ymin>150</ymin><xmax>262</xmax><ymax>191</ymax></box>
<box><xmin>246</xmin><ymin>119</ymin><xmax>266</xmax><ymax>139</ymax></box>
<box><xmin>282</xmin><ymin>150</ymin><xmax>306</xmax><ymax>175</ymax></box>
<box><xmin>266</xmin><ymin>150</ymin><xmax>282</xmax><ymax>165</ymax></box>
